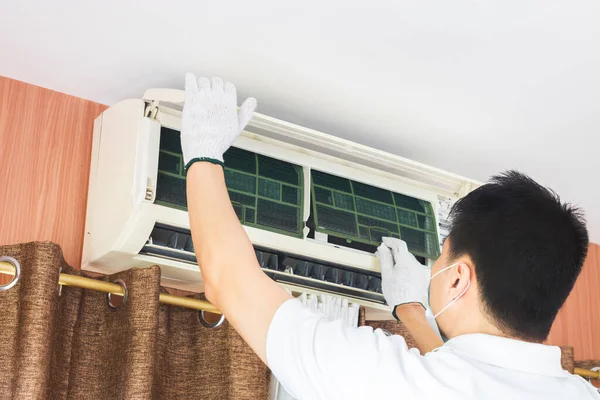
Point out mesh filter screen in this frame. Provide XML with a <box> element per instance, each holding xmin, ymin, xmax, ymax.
<box><xmin>155</xmin><ymin>127</ymin><xmax>304</xmax><ymax>237</ymax></box>
<box><xmin>311</xmin><ymin>170</ymin><xmax>440</xmax><ymax>259</ymax></box>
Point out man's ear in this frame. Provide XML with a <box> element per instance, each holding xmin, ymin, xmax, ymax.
<box><xmin>450</xmin><ymin>262</ymin><xmax>472</xmax><ymax>295</ymax></box>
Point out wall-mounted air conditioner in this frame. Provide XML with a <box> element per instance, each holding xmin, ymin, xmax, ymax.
<box><xmin>82</xmin><ymin>88</ymin><xmax>479</xmax><ymax>319</ymax></box>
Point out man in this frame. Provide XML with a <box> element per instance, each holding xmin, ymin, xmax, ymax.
<box><xmin>182</xmin><ymin>73</ymin><xmax>598</xmax><ymax>399</ymax></box>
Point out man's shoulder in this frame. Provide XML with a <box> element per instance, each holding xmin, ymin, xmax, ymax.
<box><xmin>421</xmin><ymin>349</ymin><xmax>600</xmax><ymax>399</ymax></box>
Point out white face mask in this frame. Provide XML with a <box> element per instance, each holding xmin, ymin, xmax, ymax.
<box><xmin>425</xmin><ymin>308</ymin><xmax>442</xmax><ymax>338</ymax></box>
<box><xmin>428</xmin><ymin>262</ymin><xmax>471</xmax><ymax>319</ymax></box>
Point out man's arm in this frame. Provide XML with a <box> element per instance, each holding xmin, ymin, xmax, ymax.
<box><xmin>181</xmin><ymin>75</ymin><xmax>436</xmax><ymax>399</ymax></box>
<box><xmin>187</xmin><ymin>163</ymin><xmax>292</xmax><ymax>363</ymax></box>
<box><xmin>180</xmin><ymin>74</ymin><xmax>292</xmax><ymax>364</ymax></box>
<box><xmin>395</xmin><ymin>304</ymin><xmax>444</xmax><ymax>353</ymax></box>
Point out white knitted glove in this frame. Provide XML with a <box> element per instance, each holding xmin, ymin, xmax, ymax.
<box><xmin>376</xmin><ymin>237</ymin><xmax>431</xmax><ymax>313</ymax></box>
<box><xmin>181</xmin><ymin>73</ymin><xmax>257</xmax><ymax>170</ymax></box>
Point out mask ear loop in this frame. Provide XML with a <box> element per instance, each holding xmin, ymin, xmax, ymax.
<box><xmin>430</xmin><ymin>262</ymin><xmax>461</xmax><ymax>280</ymax></box>
<box><xmin>433</xmin><ymin>279</ymin><xmax>471</xmax><ymax>319</ymax></box>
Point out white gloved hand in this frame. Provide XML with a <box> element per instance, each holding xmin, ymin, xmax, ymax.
<box><xmin>181</xmin><ymin>73</ymin><xmax>257</xmax><ymax>170</ymax></box>
<box><xmin>376</xmin><ymin>237</ymin><xmax>431</xmax><ymax>313</ymax></box>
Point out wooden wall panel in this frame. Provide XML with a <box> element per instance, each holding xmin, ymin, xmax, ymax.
<box><xmin>0</xmin><ymin>76</ymin><xmax>106</xmax><ymax>269</ymax></box>
<box><xmin>548</xmin><ymin>243</ymin><xmax>600</xmax><ymax>360</ymax></box>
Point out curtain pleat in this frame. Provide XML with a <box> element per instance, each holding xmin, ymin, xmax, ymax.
<box><xmin>153</xmin><ymin>299</ymin><xmax>270</xmax><ymax>399</ymax></box>
<box><xmin>64</xmin><ymin>266</ymin><xmax>162</xmax><ymax>399</ymax></box>
<box><xmin>0</xmin><ymin>242</ymin><xmax>269</xmax><ymax>400</ymax></box>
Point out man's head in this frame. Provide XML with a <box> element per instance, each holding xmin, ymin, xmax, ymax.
<box><xmin>430</xmin><ymin>171</ymin><xmax>588</xmax><ymax>342</ymax></box>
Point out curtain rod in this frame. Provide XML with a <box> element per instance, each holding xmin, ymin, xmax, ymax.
<box><xmin>574</xmin><ymin>367</ymin><xmax>600</xmax><ymax>380</ymax></box>
<box><xmin>0</xmin><ymin>260</ymin><xmax>220</xmax><ymax>314</ymax></box>
<box><xmin>2</xmin><ymin>260</ymin><xmax>599</xmax><ymax>380</ymax></box>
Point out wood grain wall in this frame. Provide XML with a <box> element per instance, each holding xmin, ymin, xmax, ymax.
<box><xmin>0</xmin><ymin>75</ymin><xmax>598</xmax><ymax>361</ymax></box>
<box><xmin>0</xmin><ymin>76</ymin><xmax>106</xmax><ymax>267</ymax></box>
<box><xmin>547</xmin><ymin>243</ymin><xmax>600</xmax><ymax>359</ymax></box>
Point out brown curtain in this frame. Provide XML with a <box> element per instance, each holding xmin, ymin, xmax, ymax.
<box><xmin>576</xmin><ymin>360</ymin><xmax>600</xmax><ymax>370</ymax></box>
<box><xmin>0</xmin><ymin>242</ymin><xmax>270</xmax><ymax>400</ymax></box>
<box><xmin>358</xmin><ymin>308</ymin><xmax>576</xmax><ymax>373</ymax></box>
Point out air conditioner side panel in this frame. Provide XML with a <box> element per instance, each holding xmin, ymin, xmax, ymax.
<box><xmin>82</xmin><ymin>99</ymin><xmax>159</xmax><ymax>268</ymax></box>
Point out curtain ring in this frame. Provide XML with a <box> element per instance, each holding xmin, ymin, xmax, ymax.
<box><xmin>106</xmin><ymin>279</ymin><xmax>128</xmax><ymax>310</ymax></box>
<box><xmin>0</xmin><ymin>256</ymin><xmax>21</xmax><ymax>291</ymax></box>
<box><xmin>199</xmin><ymin>310</ymin><xmax>225</xmax><ymax>329</ymax></box>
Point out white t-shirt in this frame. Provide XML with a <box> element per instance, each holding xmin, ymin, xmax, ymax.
<box><xmin>266</xmin><ymin>299</ymin><xmax>599</xmax><ymax>400</ymax></box>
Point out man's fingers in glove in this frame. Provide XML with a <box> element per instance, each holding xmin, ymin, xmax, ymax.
<box><xmin>185</xmin><ymin>73</ymin><xmax>199</xmax><ymax>92</ymax></box>
<box><xmin>381</xmin><ymin>237</ymin><xmax>408</xmax><ymax>257</ymax></box>
<box><xmin>224</xmin><ymin>81</ymin><xmax>236</xmax><ymax>94</ymax></box>
<box><xmin>211</xmin><ymin>77</ymin><xmax>224</xmax><ymax>92</ymax></box>
<box><xmin>238</xmin><ymin>97</ymin><xmax>257</xmax><ymax>131</ymax></box>
<box><xmin>198</xmin><ymin>77</ymin><xmax>211</xmax><ymax>91</ymax></box>
<box><xmin>184</xmin><ymin>73</ymin><xmax>200</xmax><ymax>107</ymax></box>
<box><xmin>382</xmin><ymin>236</ymin><xmax>423</xmax><ymax>266</ymax></box>
<box><xmin>184</xmin><ymin>73</ymin><xmax>212</xmax><ymax>107</ymax></box>
<box><xmin>376</xmin><ymin>243</ymin><xmax>394</xmax><ymax>273</ymax></box>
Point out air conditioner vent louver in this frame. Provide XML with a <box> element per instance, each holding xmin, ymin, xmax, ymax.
<box><xmin>142</xmin><ymin>224</ymin><xmax>385</xmax><ymax>305</ymax></box>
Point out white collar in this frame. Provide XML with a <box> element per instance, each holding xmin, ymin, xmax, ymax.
<box><xmin>433</xmin><ymin>333</ymin><xmax>569</xmax><ymax>378</ymax></box>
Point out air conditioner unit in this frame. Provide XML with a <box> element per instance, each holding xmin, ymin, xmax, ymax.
<box><xmin>82</xmin><ymin>88</ymin><xmax>479</xmax><ymax>319</ymax></box>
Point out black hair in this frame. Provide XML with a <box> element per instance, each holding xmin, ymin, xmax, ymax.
<box><xmin>447</xmin><ymin>170</ymin><xmax>588</xmax><ymax>342</ymax></box>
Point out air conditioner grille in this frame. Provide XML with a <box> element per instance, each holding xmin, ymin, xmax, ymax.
<box><xmin>311</xmin><ymin>170</ymin><xmax>440</xmax><ymax>259</ymax></box>
<box><xmin>155</xmin><ymin>127</ymin><xmax>304</xmax><ymax>237</ymax></box>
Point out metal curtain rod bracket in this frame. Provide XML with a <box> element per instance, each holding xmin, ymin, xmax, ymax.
<box><xmin>0</xmin><ymin>260</ymin><xmax>221</xmax><ymax>314</ymax></box>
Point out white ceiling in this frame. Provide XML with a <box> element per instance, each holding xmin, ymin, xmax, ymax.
<box><xmin>1</xmin><ymin>1</ymin><xmax>599</xmax><ymax>242</ymax></box>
